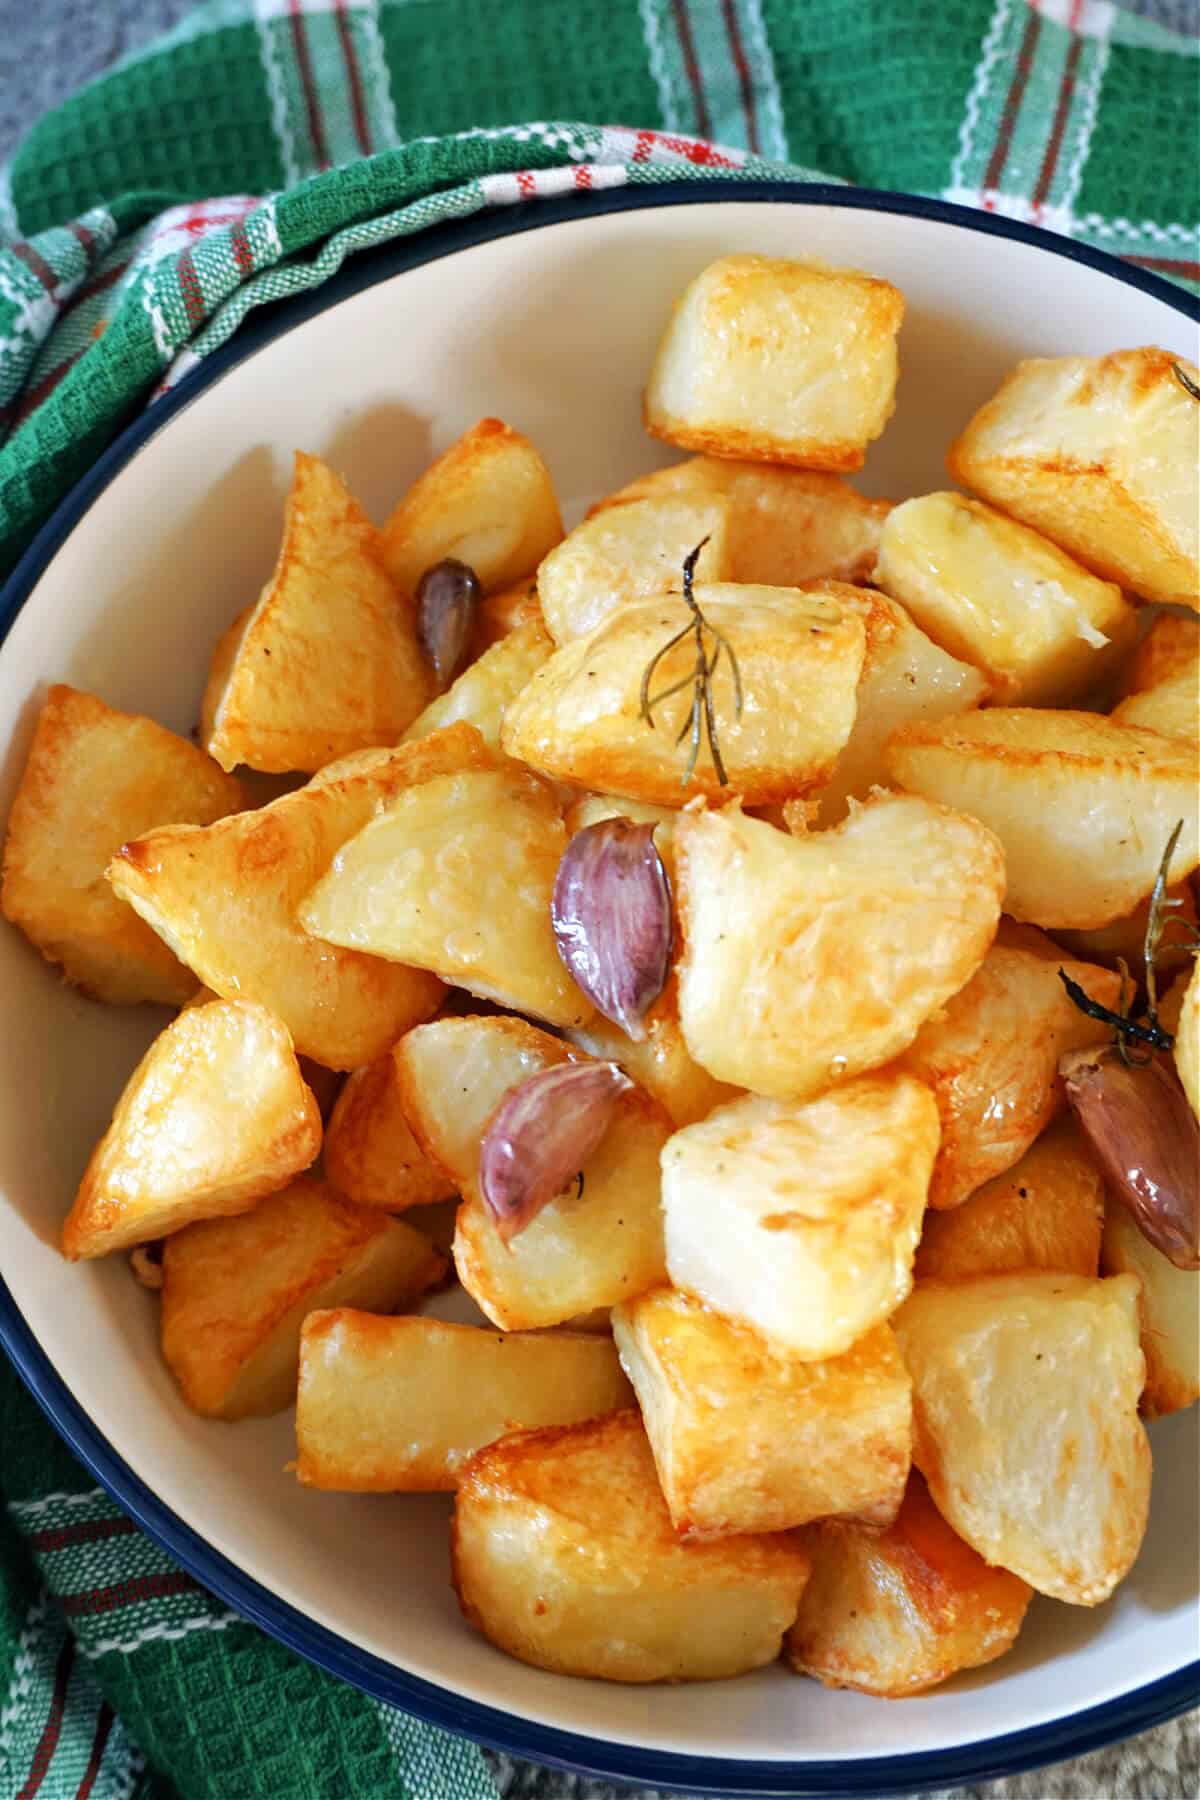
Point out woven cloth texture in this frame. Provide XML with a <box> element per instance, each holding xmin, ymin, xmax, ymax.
<box><xmin>1</xmin><ymin>2</ymin><xmax>1198</xmax><ymax>1797</ymax></box>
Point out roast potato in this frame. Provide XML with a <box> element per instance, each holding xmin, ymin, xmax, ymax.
<box><xmin>322</xmin><ymin>1052</ymin><xmax>454</xmax><ymax>1211</ymax></box>
<box><xmin>1102</xmin><ymin>1201</ymin><xmax>1199</xmax><ymax>1418</ymax></box>
<box><xmin>566</xmin><ymin>977</ymin><xmax>739</xmax><ymax>1128</ymax></box>
<box><xmin>400</xmin><ymin>616</ymin><xmax>553</xmax><ymax>752</ymax></box>
<box><xmin>537</xmin><ymin>494</ymin><xmax>730</xmax><ymax>644</ymax></box>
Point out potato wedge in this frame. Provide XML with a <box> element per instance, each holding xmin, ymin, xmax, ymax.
<box><xmin>813</xmin><ymin>591</ymin><xmax>988</xmax><ymax>825</ymax></box>
<box><xmin>567</xmin><ymin>977</ymin><xmax>740</xmax><ymax>1128</ymax></box>
<box><xmin>452</xmin><ymin>1410</ymin><xmax>810</xmax><ymax>1682</ymax></box>
<box><xmin>395</xmin><ymin>1015</ymin><xmax>669</xmax><ymax>1328</ymax></box>
<box><xmin>1053</xmin><ymin>880</ymin><xmax>1198</xmax><ymax>976</ymax></box>
<box><xmin>400</xmin><ymin>617</ymin><xmax>554</xmax><ymax>752</ymax></box>
<box><xmin>786</xmin><ymin>1473</ymin><xmax>1032</xmax><ymax>1697</ymax></box>
<box><xmin>914</xmin><ymin>1116</ymin><xmax>1104</xmax><ymax>1280</ymax></box>
<box><xmin>1</xmin><ymin>685</ymin><xmax>242</xmax><ymax>1005</ymax></box>
<box><xmin>903</xmin><ymin>921</ymin><xmax>1122</xmax><ymax>1210</ymax></box>
<box><xmin>322</xmin><ymin>1053</ymin><xmax>453</xmax><ymax>1211</ymax></box>
<box><xmin>591</xmin><ymin>459</ymin><xmax>891</xmax><ymax>587</ymax></box>
<box><xmin>468</xmin><ymin>579</ymin><xmax>544</xmax><ymax>656</ymax></box>
<box><xmin>63</xmin><ymin>1000</ymin><xmax>321</xmax><ymax>1259</ymax></box>
<box><xmin>381</xmin><ymin>418</ymin><xmax>562</xmax><ymax>596</ymax></box>
<box><xmin>537</xmin><ymin>495</ymin><xmax>730</xmax><ymax>645</ymax></box>
<box><xmin>295</xmin><ymin>1312</ymin><xmax>632</xmax><ymax>1490</ymax></box>
<box><xmin>1122</xmin><ymin>612</ymin><xmax>1199</xmax><ymax>695</ymax></box>
<box><xmin>887</xmin><ymin>709</ymin><xmax>1199</xmax><ymax>929</ymax></box>
<box><xmin>613</xmin><ymin>1290</ymin><xmax>911</xmax><ymax>1538</ymax></box>
<box><xmin>204</xmin><ymin>453</ymin><xmax>432</xmax><ymax>774</ymax></box>
<box><xmin>675</xmin><ymin>797</ymin><xmax>1003</xmax><ymax>1100</ymax></box>
<box><xmin>662</xmin><ymin>1074</ymin><xmax>939</xmax><ymax>1359</ymax></box>
<box><xmin>107</xmin><ymin>728</ymin><xmax>489</xmax><ymax>1067</ymax></box>
<box><xmin>645</xmin><ymin>254</ymin><xmax>903</xmax><ymax>472</ymax></box>
<box><xmin>874</xmin><ymin>493</ymin><xmax>1136</xmax><ymax>705</ymax></box>
<box><xmin>159</xmin><ymin>1175</ymin><xmax>444</xmax><ymax>1419</ymax></box>
<box><xmin>1102</xmin><ymin>1202</ymin><xmax>1199</xmax><ymax>1417</ymax></box>
<box><xmin>503</xmin><ymin>584</ymin><xmax>866</xmax><ymax>807</ymax></box>
<box><xmin>198</xmin><ymin>606</ymin><xmax>252</xmax><ymax>750</ymax></box>
<box><xmin>299</xmin><ymin>764</ymin><xmax>588</xmax><ymax>1029</ymax></box>
<box><xmin>894</xmin><ymin>1272</ymin><xmax>1150</xmax><ymax>1604</ymax></box>
<box><xmin>947</xmin><ymin>348</ymin><xmax>1200</xmax><ymax>610</ymax></box>
<box><xmin>1175</xmin><ymin>958</ymin><xmax>1199</xmax><ymax>1120</ymax></box>
<box><xmin>1111</xmin><ymin>665</ymin><xmax>1199</xmax><ymax>743</ymax></box>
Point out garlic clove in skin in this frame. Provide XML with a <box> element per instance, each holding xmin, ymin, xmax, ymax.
<box><xmin>415</xmin><ymin>557</ymin><xmax>481</xmax><ymax>687</ymax></box>
<box><xmin>478</xmin><ymin>1060</ymin><xmax>633</xmax><ymax>1242</ymax></box>
<box><xmin>1060</xmin><ymin>1044</ymin><xmax>1200</xmax><ymax>1270</ymax></box>
<box><xmin>551</xmin><ymin>819</ymin><xmax>673</xmax><ymax>1041</ymax></box>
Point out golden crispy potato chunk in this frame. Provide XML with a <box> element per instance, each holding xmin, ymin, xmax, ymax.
<box><xmin>63</xmin><ymin>1000</ymin><xmax>321</xmax><ymax>1260</ymax></box>
<box><xmin>395</xmin><ymin>1015</ymin><xmax>669</xmax><ymax>1328</ymax></box>
<box><xmin>662</xmin><ymin>1074</ymin><xmax>939</xmax><ymax>1358</ymax></box>
<box><xmin>107</xmin><ymin>728</ymin><xmax>489</xmax><ymax>1067</ymax></box>
<box><xmin>160</xmin><ymin>1175</ymin><xmax>444</xmax><ymax>1419</ymax></box>
<box><xmin>675</xmin><ymin>797</ymin><xmax>1003</xmax><ymax>1100</ymax></box>
<box><xmin>537</xmin><ymin>495</ymin><xmax>730</xmax><ymax>645</ymax></box>
<box><xmin>381</xmin><ymin>418</ymin><xmax>562</xmax><ymax>597</ymax></box>
<box><xmin>567</xmin><ymin>978</ymin><xmax>740</xmax><ymax>1128</ymax></box>
<box><xmin>299</xmin><ymin>764</ymin><xmax>588</xmax><ymax>1029</ymax></box>
<box><xmin>322</xmin><ymin>1053</ymin><xmax>453</xmax><ymax>1211</ymax></box>
<box><xmin>1054</xmin><ymin>880</ymin><xmax>1198</xmax><ymax>976</ymax></box>
<box><xmin>894</xmin><ymin>1272</ymin><xmax>1150</xmax><ymax>1604</ymax></box>
<box><xmin>1</xmin><ymin>685</ymin><xmax>242</xmax><ymax>1006</ymax></box>
<box><xmin>613</xmin><ymin>1290</ymin><xmax>911</xmax><ymax>1538</ymax></box>
<box><xmin>1175</xmin><ymin>959</ymin><xmax>1199</xmax><ymax>1119</ymax></box>
<box><xmin>198</xmin><ymin>606</ymin><xmax>251</xmax><ymax>750</ymax></box>
<box><xmin>1123</xmin><ymin>612</ymin><xmax>1199</xmax><ymax>695</ymax></box>
<box><xmin>295</xmin><ymin>1312</ymin><xmax>632</xmax><ymax>1490</ymax></box>
<box><xmin>504</xmin><ymin>584</ymin><xmax>866</xmax><ymax>808</ymax></box>
<box><xmin>813</xmin><ymin>590</ymin><xmax>988</xmax><ymax>826</ymax></box>
<box><xmin>468</xmin><ymin>579</ymin><xmax>543</xmax><ymax>657</ymax></box>
<box><xmin>452</xmin><ymin>1410</ymin><xmax>810</xmax><ymax>1681</ymax></box>
<box><xmin>915</xmin><ymin>1116</ymin><xmax>1104</xmax><ymax>1280</ymax></box>
<box><xmin>887</xmin><ymin>708</ymin><xmax>1199</xmax><ymax>929</ymax></box>
<box><xmin>645</xmin><ymin>255</ymin><xmax>903</xmax><ymax>472</ymax></box>
<box><xmin>591</xmin><ymin>459</ymin><xmax>891</xmax><ymax>587</ymax></box>
<box><xmin>786</xmin><ymin>1473</ymin><xmax>1032</xmax><ymax>1696</ymax></box>
<box><xmin>204</xmin><ymin>453</ymin><xmax>432</xmax><ymax>774</ymax></box>
<box><xmin>874</xmin><ymin>493</ymin><xmax>1136</xmax><ymax>705</ymax></box>
<box><xmin>1102</xmin><ymin>1202</ymin><xmax>1199</xmax><ymax>1418</ymax></box>
<box><xmin>947</xmin><ymin>348</ymin><xmax>1200</xmax><ymax>610</ymax></box>
<box><xmin>903</xmin><ymin>920</ymin><xmax>1121</xmax><ymax>1210</ymax></box>
<box><xmin>1111</xmin><ymin>666</ymin><xmax>1199</xmax><ymax>743</ymax></box>
<box><xmin>400</xmin><ymin>617</ymin><xmax>553</xmax><ymax>753</ymax></box>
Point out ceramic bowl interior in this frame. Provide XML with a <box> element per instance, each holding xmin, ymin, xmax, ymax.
<box><xmin>1</xmin><ymin>189</ymin><xmax>1196</xmax><ymax>1794</ymax></box>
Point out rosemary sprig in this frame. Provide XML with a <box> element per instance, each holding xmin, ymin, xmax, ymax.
<box><xmin>1172</xmin><ymin>362</ymin><xmax>1200</xmax><ymax>402</ymax></box>
<box><xmin>1058</xmin><ymin>817</ymin><xmax>1198</xmax><ymax>1064</ymax></box>
<box><xmin>639</xmin><ymin>539</ymin><xmax>744</xmax><ymax>787</ymax></box>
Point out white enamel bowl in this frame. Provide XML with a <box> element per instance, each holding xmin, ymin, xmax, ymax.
<box><xmin>1</xmin><ymin>185</ymin><xmax>1197</xmax><ymax>1796</ymax></box>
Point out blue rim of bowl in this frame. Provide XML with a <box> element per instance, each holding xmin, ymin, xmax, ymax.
<box><xmin>1</xmin><ymin>180</ymin><xmax>1197</xmax><ymax>1798</ymax></box>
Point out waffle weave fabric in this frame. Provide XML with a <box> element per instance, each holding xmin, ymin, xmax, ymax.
<box><xmin>0</xmin><ymin>3</ymin><xmax>1197</xmax><ymax>1797</ymax></box>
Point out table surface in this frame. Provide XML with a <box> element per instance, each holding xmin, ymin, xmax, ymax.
<box><xmin>0</xmin><ymin>1</ymin><xmax>1196</xmax><ymax>1794</ymax></box>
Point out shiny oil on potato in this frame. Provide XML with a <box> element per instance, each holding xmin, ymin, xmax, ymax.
<box><xmin>1102</xmin><ymin>1202</ymin><xmax>1199</xmax><ymax>1418</ymax></box>
<box><xmin>400</xmin><ymin>616</ymin><xmax>554</xmax><ymax>753</ymax></box>
<box><xmin>874</xmin><ymin>492</ymin><xmax>1136</xmax><ymax>705</ymax></box>
<box><xmin>895</xmin><ymin>1271</ymin><xmax>1150</xmax><ymax>1605</ymax></box>
<box><xmin>159</xmin><ymin>1175</ymin><xmax>444</xmax><ymax>1419</ymax></box>
<box><xmin>537</xmin><ymin>494</ymin><xmax>730</xmax><ymax>645</ymax></box>
<box><xmin>451</xmin><ymin>1410</ymin><xmax>811</xmax><ymax>1682</ymax></box>
<box><xmin>613</xmin><ymin>1289</ymin><xmax>911</xmax><ymax>1538</ymax></box>
<box><xmin>322</xmin><ymin>1053</ymin><xmax>454</xmax><ymax>1212</ymax></box>
<box><xmin>887</xmin><ymin>708</ymin><xmax>1200</xmax><ymax>929</ymax></box>
<box><xmin>106</xmin><ymin>726</ymin><xmax>495</xmax><ymax>1067</ymax></box>
<box><xmin>812</xmin><ymin>590</ymin><xmax>988</xmax><ymax>826</ymax></box>
<box><xmin>1</xmin><ymin>684</ymin><xmax>243</xmax><ymax>1006</ymax></box>
<box><xmin>914</xmin><ymin>1116</ymin><xmax>1104</xmax><ymax>1281</ymax></box>
<box><xmin>902</xmin><ymin>920</ymin><xmax>1122</xmax><ymax>1210</ymax></box>
<box><xmin>203</xmin><ymin>452</ymin><xmax>433</xmax><ymax>775</ymax></box>
<box><xmin>62</xmin><ymin>999</ymin><xmax>322</xmax><ymax>1260</ymax></box>
<box><xmin>947</xmin><ymin>348</ymin><xmax>1200</xmax><ymax>610</ymax></box>
<box><xmin>381</xmin><ymin>418</ymin><xmax>562</xmax><ymax>597</ymax></box>
<box><xmin>298</xmin><ymin>763</ymin><xmax>589</xmax><ymax>1029</ymax></box>
<box><xmin>661</xmin><ymin>1074</ymin><xmax>939</xmax><ymax>1359</ymax></box>
<box><xmin>786</xmin><ymin>1472</ymin><xmax>1032</xmax><ymax>1697</ymax></box>
<box><xmin>644</xmin><ymin>254</ymin><xmax>903</xmax><ymax>472</ymax></box>
<box><xmin>295</xmin><ymin>1312</ymin><xmax>632</xmax><ymax>1490</ymax></box>
<box><xmin>502</xmin><ymin>584</ymin><xmax>867</xmax><ymax>808</ymax></box>
<box><xmin>590</xmin><ymin>458</ymin><xmax>892</xmax><ymax>588</ymax></box>
<box><xmin>674</xmin><ymin>796</ymin><xmax>1003</xmax><ymax>1100</ymax></box>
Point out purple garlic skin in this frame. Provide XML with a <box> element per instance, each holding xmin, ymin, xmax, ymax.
<box><xmin>551</xmin><ymin>819</ymin><xmax>673</xmax><ymax>1040</ymax></box>
<box><xmin>1061</xmin><ymin>1044</ymin><xmax>1200</xmax><ymax>1270</ymax></box>
<box><xmin>415</xmin><ymin>557</ymin><xmax>481</xmax><ymax>687</ymax></box>
<box><xmin>478</xmin><ymin>1060</ymin><xmax>632</xmax><ymax>1243</ymax></box>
